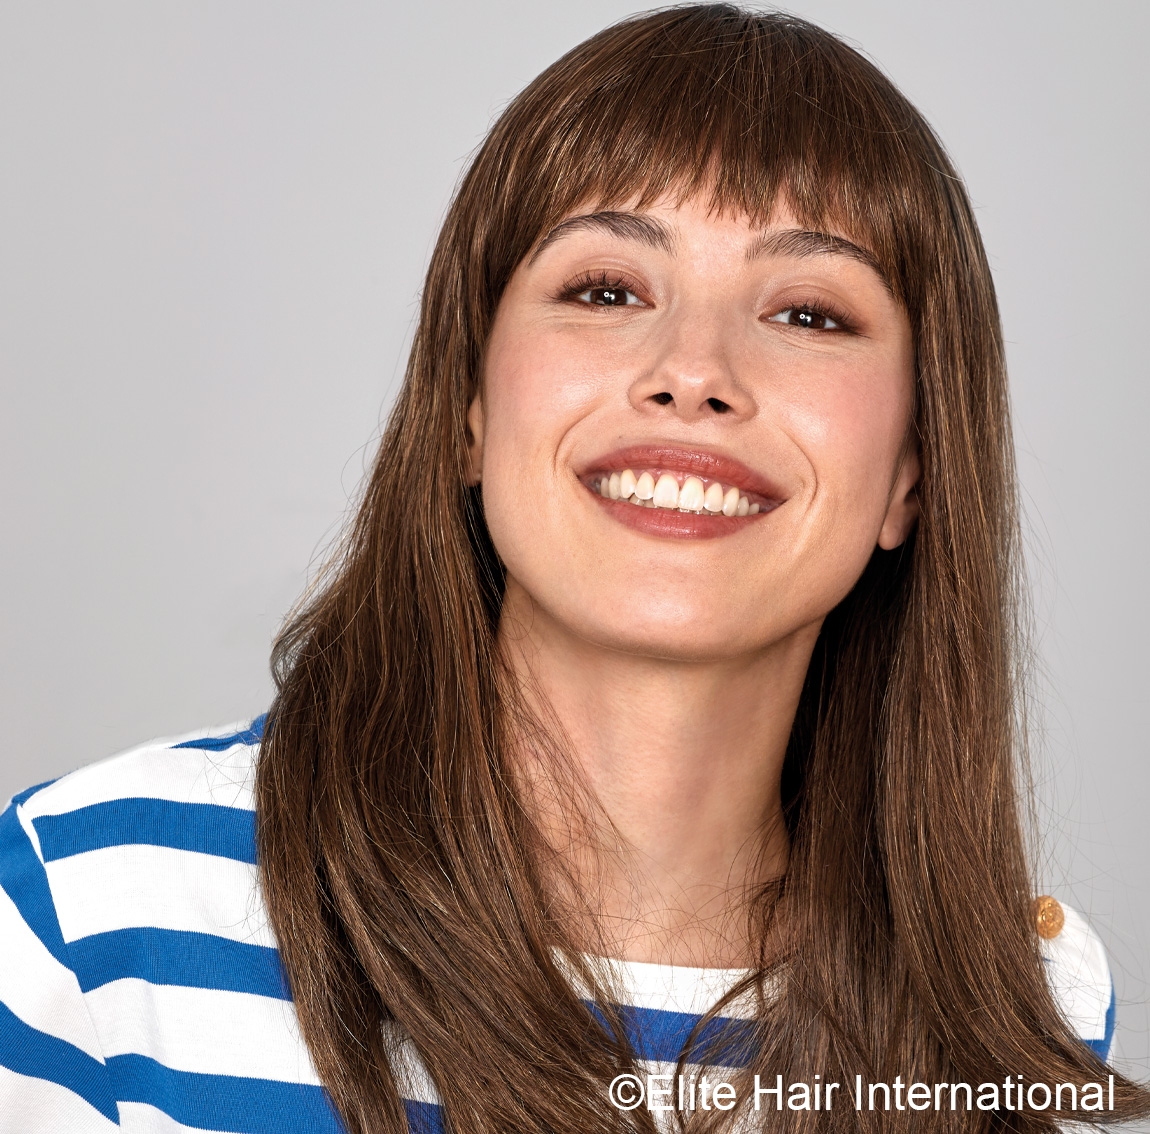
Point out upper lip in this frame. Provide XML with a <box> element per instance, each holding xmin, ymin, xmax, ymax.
<box><xmin>578</xmin><ymin>444</ymin><xmax>787</xmax><ymax>502</ymax></box>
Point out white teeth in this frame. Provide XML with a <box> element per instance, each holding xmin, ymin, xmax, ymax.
<box><xmin>703</xmin><ymin>481</ymin><xmax>725</xmax><ymax>512</ymax></box>
<box><xmin>678</xmin><ymin>476</ymin><xmax>705</xmax><ymax>512</ymax></box>
<box><xmin>653</xmin><ymin>472</ymin><xmax>680</xmax><ymax>509</ymax></box>
<box><xmin>598</xmin><ymin>468</ymin><xmax>766</xmax><ymax>519</ymax></box>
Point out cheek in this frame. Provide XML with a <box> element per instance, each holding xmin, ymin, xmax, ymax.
<box><xmin>480</xmin><ymin>325</ymin><xmax>606</xmax><ymax>477</ymax></box>
<box><xmin>784</xmin><ymin>356</ymin><xmax>912</xmax><ymax>518</ymax></box>
<box><xmin>478</xmin><ymin>323</ymin><xmax>612</xmax><ymax>594</ymax></box>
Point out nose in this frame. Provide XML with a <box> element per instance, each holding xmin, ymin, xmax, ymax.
<box><xmin>627</xmin><ymin>309</ymin><xmax>755</xmax><ymax>422</ymax></box>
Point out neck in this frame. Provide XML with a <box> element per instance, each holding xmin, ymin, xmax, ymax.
<box><xmin>498</xmin><ymin>579</ymin><xmax>819</xmax><ymax>969</ymax></box>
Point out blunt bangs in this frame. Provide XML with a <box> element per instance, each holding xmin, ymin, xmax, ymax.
<box><xmin>474</xmin><ymin>5</ymin><xmax>954</xmax><ymax>314</ymax></box>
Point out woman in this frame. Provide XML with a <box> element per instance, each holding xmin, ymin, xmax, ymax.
<box><xmin>1</xmin><ymin>5</ymin><xmax>1145</xmax><ymax>1132</ymax></box>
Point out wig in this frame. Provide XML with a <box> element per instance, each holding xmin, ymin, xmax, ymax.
<box><xmin>256</xmin><ymin>6</ymin><xmax>1150</xmax><ymax>1131</ymax></box>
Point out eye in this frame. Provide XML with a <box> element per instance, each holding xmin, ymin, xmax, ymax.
<box><xmin>767</xmin><ymin>306</ymin><xmax>841</xmax><ymax>330</ymax></box>
<box><xmin>576</xmin><ymin>285</ymin><xmax>643</xmax><ymax>307</ymax></box>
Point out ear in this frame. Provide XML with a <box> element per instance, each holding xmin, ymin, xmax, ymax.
<box><xmin>877</xmin><ymin>445</ymin><xmax>920</xmax><ymax>550</ymax></box>
<box><xmin>465</xmin><ymin>391</ymin><xmax>485</xmax><ymax>486</ymax></box>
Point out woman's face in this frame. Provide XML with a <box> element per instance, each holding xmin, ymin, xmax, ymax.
<box><xmin>471</xmin><ymin>195</ymin><xmax>918</xmax><ymax>662</ymax></box>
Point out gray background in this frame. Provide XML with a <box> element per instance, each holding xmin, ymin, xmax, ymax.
<box><xmin>1</xmin><ymin>0</ymin><xmax>1147</xmax><ymax>1083</ymax></box>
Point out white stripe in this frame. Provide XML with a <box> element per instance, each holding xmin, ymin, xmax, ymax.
<box><xmin>20</xmin><ymin>740</ymin><xmax>258</xmax><ymax>822</ymax></box>
<box><xmin>384</xmin><ymin>1025</ymin><xmax>441</xmax><ymax>1106</ymax></box>
<box><xmin>637</xmin><ymin>1056</ymin><xmax>746</xmax><ymax>1078</ymax></box>
<box><xmin>46</xmin><ymin>846</ymin><xmax>273</xmax><ymax>949</ymax></box>
<box><xmin>0</xmin><ymin>883</ymin><xmax>105</xmax><ymax>1061</ymax></box>
<box><xmin>1041</xmin><ymin>905</ymin><xmax>1111</xmax><ymax>1041</ymax></box>
<box><xmin>85</xmin><ymin>980</ymin><xmax>320</xmax><ymax>1085</ymax></box>
<box><xmin>602</xmin><ymin>956</ymin><xmax>760</xmax><ymax>1018</ymax></box>
<box><xmin>561</xmin><ymin>951</ymin><xmax>761</xmax><ymax>1018</ymax></box>
<box><xmin>0</xmin><ymin>1065</ymin><xmax>120</xmax><ymax>1134</ymax></box>
<box><xmin>16</xmin><ymin>800</ymin><xmax>46</xmax><ymax>862</ymax></box>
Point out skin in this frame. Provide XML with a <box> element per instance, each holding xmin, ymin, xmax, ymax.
<box><xmin>468</xmin><ymin>194</ymin><xmax>919</xmax><ymax>968</ymax></box>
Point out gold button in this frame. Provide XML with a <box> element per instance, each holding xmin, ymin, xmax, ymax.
<box><xmin>1032</xmin><ymin>895</ymin><xmax>1064</xmax><ymax>940</ymax></box>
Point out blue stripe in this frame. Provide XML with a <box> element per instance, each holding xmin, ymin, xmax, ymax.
<box><xmin>108</xmin><ymin>1052</ymin><xmax>344</xmax><ymax>1133</ymax></box>
<box><xmin>1104</xmin><ymin>983</ymin><xmax>1116</xmax><ymax>1058</ymax></box>
<box><xmin>589</xmin><ymin>1002</ymin><xmax>757</xmax><ymax>1067</ymax></box>
<box><xmin>11</xmin><ymin>778</ymin><xmax>58</xmax><ymax>806</ymax></box>
<box><xmin>70</xmin><ymin>927</ymin><xmax>290</xmax><ymax>1000</ymax></box>
<box><xmin>0</xmin><ymin>1000</ymin><xmax>119</xmax><ymax>1121</ymax></box>
<box><xmin>404</xmin><ymin>1099</ymin><xmax>445</xmax><ymax>1134</ymax></box>
<box><xmin>1085</xmin><ymin>984</ymin><xmax>1117</xmax><ymax>1061</ymax></box>
<box><xmin>172</xmin><ymin>714</ymin><xmax>267</xmax><ymax>752</ymax></box>
<box><xmin>0</xmin><ymin>803</ymin><xmax>71</xmax><ymax>968</ymax></box>
<box><xmin>33</xmin><ymin>798</ymin><xmax>257</xmax><ymax>865</ymax></box>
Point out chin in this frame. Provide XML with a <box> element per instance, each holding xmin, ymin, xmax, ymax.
<box><xmin>566</xmin><ymin>605</ymin><xmax>775</xmax><ymax>663</ymax></box>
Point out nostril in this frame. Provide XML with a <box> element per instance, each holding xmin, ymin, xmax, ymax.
<box><xmin>707</xmin><ymin>397</ymin><xmax>731</xmax><ymax>414</ymax></box>
<box><xmin>651</xmin><ymin>392</ymin><xmax>674</xmax><ymax>406</ymax></box>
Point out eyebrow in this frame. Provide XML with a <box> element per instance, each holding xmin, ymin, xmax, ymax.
<box><xmin>745</xmin><ymin>228</ymin><xmax>893</xmax><ymax>294</ymax></box>
<box><xmin>529</xmin><ymin>211</ymin><xmax>677</xmax><ymax>263</ymax></box>
<box><xmin>529</xmin><ymin>211</ymin><xmax>892</xmax><ymax>295</ymax></box>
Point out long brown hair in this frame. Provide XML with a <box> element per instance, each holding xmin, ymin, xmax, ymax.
<box><xmin>256</xmin><ymin>7</ymin><xmax>1149</xmax><ymax>1131</ymax></box>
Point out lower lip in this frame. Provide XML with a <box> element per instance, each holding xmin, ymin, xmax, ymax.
<box><xmin>591</xmin><ymin>491</ymin><xmax>775</xmax><ymax>539</ymax></box>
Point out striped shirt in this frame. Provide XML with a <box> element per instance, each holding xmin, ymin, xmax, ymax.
<box><xmin>0</xmin><ymin>718</ymin><xmax>1117</xmax><ymax>1132</ymax></box>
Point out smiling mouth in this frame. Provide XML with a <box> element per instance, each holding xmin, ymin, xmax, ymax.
<box><xmin>585</xmin><ymin>468</ymin><xmax>774</xmax><ymax>517</ymax></box>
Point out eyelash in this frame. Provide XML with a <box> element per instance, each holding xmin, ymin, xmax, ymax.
<box><xmin>769</xmin><ymin>297</ymin><xmax>856</xmax><ymax>333</ymax></box>
<box><xmin>554</xmin><ymin>271</ymin><xmax>644</xmax><ymax>305</ymax></box>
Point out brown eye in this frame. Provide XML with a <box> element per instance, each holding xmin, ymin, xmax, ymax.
<box><xmin>768</xmin><ymin>306</ymin><xmax>840</xmax><ymax>330</ymax></box>
<box><xmin>577</xmin><ymin>286</ymin><xmax>640</xmax><ymax>306</ymax></box>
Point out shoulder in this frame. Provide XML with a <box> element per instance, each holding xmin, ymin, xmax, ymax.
<box><xmin>1040</xmin><ymin>901</ymin><xmax>1116</xmax><ymax>1061</ymax></box>
<box><xmin>1</xmin><ymin>717</ymin><xmax>271</xmax><ymax>979</ymax></box>
<box><xmin>0</xmin><ymin>716</ymin><xmax>346</xmax><ymax>1130</ymax></box>
<box><xmin>1</xmin><ymin>714</ymin><xmax>270</xmax><ymax>951</ymax></box>
<box><xmin>2</xmin><ymin>715</ymin><xmax>271</xmax><ymax>956</ymax></box>
<box><xmin>6</xmin><ymin>714</ymin><xmax>267</xmax><ymax>826</ymax></box>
